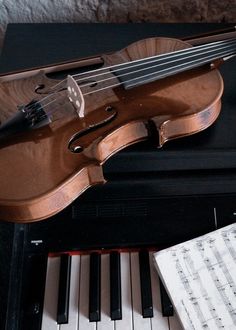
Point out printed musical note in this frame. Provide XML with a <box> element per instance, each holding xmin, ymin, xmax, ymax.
<box><xmin>154</xmin><ymin>223</ymin><xmax>236</xmax><ymax>330</ymax></box>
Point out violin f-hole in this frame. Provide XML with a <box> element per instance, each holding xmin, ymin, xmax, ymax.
<box><xmin>68</xmin><ymin>106</ymin><xmax>117</xmax><ymax>153</ymax></box>
<box><xmin>35</xmin><ymin>84</ymin><xmax>67</xmax><ymax>95</ymax></box>
<box><xmin>34</xmin><ymin>84</ymin><xmax>46</xmax><ymax>94</ymax></box>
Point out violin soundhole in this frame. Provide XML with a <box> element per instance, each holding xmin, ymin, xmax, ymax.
<box><xmin>68</xmin><ymin>106</ymin><xmax>117</xmax><ymax>153</ymax></box>
<box><xmin>34</xmin><ymin>84</ymin><xmax>46</xmax><ymax>94</ymax></box>
<box><xmin>35</xmin><ymin>84</ymin><xmax>66</xmax><ymax>95</ymax></box>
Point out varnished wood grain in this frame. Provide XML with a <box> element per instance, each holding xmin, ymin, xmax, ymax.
<box><xmin>0</xmin><ymin>37</ymin><xmax>223</xmax><ymax>222</ymax></box>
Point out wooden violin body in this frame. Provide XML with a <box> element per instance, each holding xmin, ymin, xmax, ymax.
<box><xmin>0</xmin><ymin>37</ymin><xmax>224</xmax><ymax>222</ymax></box>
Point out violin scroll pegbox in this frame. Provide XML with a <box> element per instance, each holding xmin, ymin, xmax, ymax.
<box><xmin>67</xmin><ymin>75</ymin><xmax>85</xmax><ymax>118</ymax></box>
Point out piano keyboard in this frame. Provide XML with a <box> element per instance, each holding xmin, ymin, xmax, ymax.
<box><xmin>41</xmin><ymin>252</ymin><xmax>183</xmax><ymax>330</ymax></box>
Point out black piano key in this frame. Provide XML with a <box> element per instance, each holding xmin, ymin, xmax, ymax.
<box><xmin>21</xmin><ymin>254</ymin><xmax>48</xmax><ymax>330</ymax></box>
<box><xmin>89</xmin><ymin>253</ymin><xmax>101</xmax><ymax>322</ymax></box>
<box><xmin>110</xmin><ymin>252</ymin><xmax>122</xmax><ymax>320</ymax></box>
<box><xmin>139</xmin><ymin>250</ymin><xmax>153</xmax><ymax>318</ymax></box>
<box><xmin>57</xmin><ymin>255</ymin><xmax>71</xmax><ymax>324</ymax></box>
<box><xmin>159</xmin><ymin>277</ymin><xmax>174</xmax><ymax>317</ymax></box>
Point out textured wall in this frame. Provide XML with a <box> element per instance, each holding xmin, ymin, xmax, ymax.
<box><xmin>0</xmin><ymin>0</ymin><xmax>236</xmax><ymax>49</ymax></box>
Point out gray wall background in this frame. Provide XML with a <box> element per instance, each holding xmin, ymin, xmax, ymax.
<box><xmin>0</xmin><ymin>0</ymin><xmax>236</xmax><ymax>50</ymax></box>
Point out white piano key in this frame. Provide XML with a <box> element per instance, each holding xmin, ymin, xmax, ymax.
<box><xmin>130</xmin><ymin>252</ymin><xmax>152</xmax><ymax>330</ymax></box>
<box><xmin>169</xmin><ymin>313</ymin><xmax>183</xmax><ymax>330</ymax></box>
<box><xmin>41</xmin><ymin>256</ymin><xmax>60</xmax><ymax>330</ymax></box>
<box><xmin>60</xmin><ymin>255</ymin><xmax>80</xmax><ymax>330</ymax></box>
<box><xmin>149</xmin><ymin>252</ymin><xmax>169</xmax><ymax>330</ymax></box>
<box><xmin>115</xmin><ymin>252</ymin><xmax>133</xmax><ymax>330</ymax></box>
<box><xmin>78</xmin><ymin>255</ymin><xmax>96</xmax><ymax>330</ymax></box>
<box><xmin>97</xmin><ymin>254</ymin><xmax>115</xmax><ymax>330</ymax></box>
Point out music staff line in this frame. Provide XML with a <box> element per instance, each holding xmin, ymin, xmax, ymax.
<box><xmin>169</xmin><ymin>226</ymin><xmax>236</xmax><ymax>329</ymax></box>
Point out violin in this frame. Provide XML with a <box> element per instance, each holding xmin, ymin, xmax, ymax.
<box><xmin>0</xmin><ymin>27</ymin><xmax>236</xmax><ymax>223</ymax></box>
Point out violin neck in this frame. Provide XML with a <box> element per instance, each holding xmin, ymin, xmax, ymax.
<box><xmin>184</xmin><ymin>26</ymin><xmax>236</xmax><ymax>46</ymax></box>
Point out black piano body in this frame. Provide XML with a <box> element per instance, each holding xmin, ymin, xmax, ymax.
<box><xmin>0</xmin><ymin>23</ymin><xmax>236</xmax><ymax>330</ymax></box>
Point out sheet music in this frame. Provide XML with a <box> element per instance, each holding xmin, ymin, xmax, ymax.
<box><xmin>154</xmin><ymin>223</ymin><xmax>236</xmax><ymax>330</ymax></box>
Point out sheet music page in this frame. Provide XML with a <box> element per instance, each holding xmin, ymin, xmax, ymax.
<box><xmin>154</xmin><ymin>223</ymin><xmax>236</xmax><ymax>330</ymax></box>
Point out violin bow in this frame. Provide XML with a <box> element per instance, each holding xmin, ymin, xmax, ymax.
<box><xmin>184</xmin><ymin>25</ymin><xmax>236</xmax><ymax>45</ymax></box>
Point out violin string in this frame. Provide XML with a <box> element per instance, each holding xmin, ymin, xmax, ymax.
<box><xmin>34</xmin><ymin>45</ymin><xmax>236</xmax><ymax>122</ymax></box>
<box><xmin>72</xmin><ymin>37</ymin><xmax>236</xmax><ymax>80</ymax></box>
<box><xmin>23</xmin><ymin>80</ymin><xmax>66</xmax><ymax>116</ymax></box>
<box><xmin>76</xmin><ymin>40</ymin><xmax>236</xmax><ymax>90</ymax></box>
<box><xmin>24</xmin><ymin>37</ymin><xmax>236</xmax><ymax>114</ymax></box>
<box><xmin>74</xmin><ymin>38</ymin><xmax>236</xmax><ymax>83</ymax></box>
<box><xmin>32</xmin><ymin>44</ymin><xmax>236</xmax><ymax>121</ymax></box>
<box><xmin>24</xmin><ymin>37</ymin><xmax>236</xmax><ymax>117</ymax></box>
<box><xmin>26</xmin><ymin>37</ymin><xmax>236</xmax><ymax>116</ymax></box>
<box><xmin>83</xmin><ymin>44</ymin><xmax>236</xmax><ymax>95</ymax></box>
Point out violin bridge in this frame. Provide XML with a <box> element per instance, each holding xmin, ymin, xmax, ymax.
<box><xmin>67</xmin><ymin>75</ymin><xmax>85</xmax><ymax>118</ymax></box>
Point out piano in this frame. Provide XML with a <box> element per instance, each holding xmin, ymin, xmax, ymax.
<box><xmin>0</xmin><ymin>23</ymin><xmax>236</xmax><ymax>330</ymax></box>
